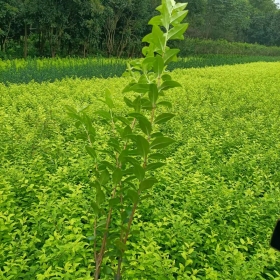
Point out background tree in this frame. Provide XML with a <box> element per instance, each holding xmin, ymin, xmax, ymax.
<box><xmin>0</xmin><ymin>0</ymin><xmax>279</xmax><ymax>58</ymax></box>
<box><xmin>0</xmin><ymin>0</ymin><xmax>19</xmax><ymax>52</ymax></box>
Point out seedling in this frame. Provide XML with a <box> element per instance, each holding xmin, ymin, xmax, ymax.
<box><xmin>66</xmin><ymin>0</ymin><xmax>188</xmax><ymax>278</ymax></box>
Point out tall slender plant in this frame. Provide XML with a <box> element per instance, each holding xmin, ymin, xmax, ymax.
<box><xmin>66</xmin><ymin>0</ymin><xmax>188</xmax><ymax>278</ymax></box>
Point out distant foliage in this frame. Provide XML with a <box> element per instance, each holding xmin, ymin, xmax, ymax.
<box><xmin>179</xmin><ymin>38</ymin><xmax>280</xmax><ymax>56</ymax></box>
<box><xmin>1</xmin><ymin>54</ymin><xmax>280</xmax><ymax>84</ymax></box>
<box><xmin>0</xmin><ymin>0</ymin><xmax>280</xmax><ymax>58</ymax></box>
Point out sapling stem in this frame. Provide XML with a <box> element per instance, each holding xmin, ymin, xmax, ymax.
<box><xmin>65</xmin><ymin>1</ymin><xmax>189</xmax><ymax>279</ymax></box>
<box><xmin>116</xmin><ymin>196</ymin><xmax>139</xmax><ymax>280</ymax></box>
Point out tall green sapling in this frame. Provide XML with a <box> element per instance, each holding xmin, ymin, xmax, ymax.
<box><xmin>66</xmin><ymin>0</ymin><xmax>188</xmax><ymax>278</ymax></box>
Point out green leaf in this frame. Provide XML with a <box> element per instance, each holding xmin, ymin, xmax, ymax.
<box><xmin>124</xmin><ymin>97</ymin><xmax>134</xmax><ymax>108</ymax></box>
<box><xmin>156</xmin><ymin>4</ymin><xmax>163</xmax><ymax>13</ymax></box>
<box><xmin>65</xmin><ymin>105</ymin><xmax>78</xmax><ymax>114</ymax></box>
<box><xmin>151</xmin><ymin>132</ymin><xmax>164</xmax><ymax>138</ymax></box>
<box><xmin>141</xmin><ymin>57</ymin><xmax>156</xmax><ymax>73</ymax></box>
<box><xmin>128</xmin><ymin>113</ymin><xmax>152</xmax><ymax>136</ymax></box>
<box><xmin>133</xmin><ymin>96</ymin><xmax>142</xmax><ymax>112</ymax></box>
<box><xmin>81</xmin><ymin>114</ymin><xmax>96</xmax><ymax>142</ymax></box>
<box><xmin>153</xmin><ymin>55</ymin><xmax>164</xmax><ymax>77</ymax></box>
<box><xmin>112</xmin><ymin>168</ymin><xmax>122</xmax><ymax>185</ymax></box>
<box><xmin>89</xmin><ymin>133</ymin><xmax>95</xmax><ymax>144</ymax></box>
<box><xmin>123</xmin><ymin>175</ymin><xmax>136</xmax><ymax>183</ymax></box>
<box><xmin>121</xmin><ymin>210</ymin><xmax>129</xmax><ymax>223</ymax></box>
<box><xmin>167</xmin><ymin>23</ymin><xmax>189</xmax><ymax>40</ymax></box>
<box><xmin>149</xmin><ymin>152</ymin><xmax>166</xmax><ymax>160</ymax></box>
<box><xmin>126</xmin><ymin>134</ymin><xmax>138</xmax><ymax>143</ymax></box>
<box><xmin>138</xmin><ymin>74</ymin><xmax>149</xmax><ymax>84</ymax></box>
<box><xmin>94</xmin><ymin>110</ymin><xmax>111</xmax><ymax>120</ymax></box>
<box><xmin>157</xmin><ymin>101</ymin><xmax>172</xmax><ymax>108</ymax></box>
<box><xmin>87</xmin><ymin>125</ymin><xmax>96</xmax><ymax>139</ymax></box>
<box><xmin>170</xmin><ymin>10</ymin><xmax>188</xmax><ymax>26</ymax></box>
<box><xmin>130</xmin><ymin>59</ymin><xmax>142</xmax><ymax>70</ymax></box>
<box><xmin>142</xmin><ymin>33</ymin><xmax>153</xmax><ymax>44</ymax></box>
<box><xmin>115</xmin><ymin>240</ymin><xmax>127</xmax><ymax>251</ymax></box>
<box><xmin>117</xmin><ymin>116</ymin><xmax>131</xmax><ymax>126</ymax></box>
<box><xmin>90</xmin><ymin>181</ymin><xmax>100</xmax><ymax>189</ymax></box>
<box><xmin>133</xmin><ymin>163</ymin><xmax>145</xmax><ymax>181</ymax></box>
<box><xmin>141</xmin><ymin>98</ymin><xmax>153</xmax><ymax>110</ymax></box>
<box><xmin>142</xmin><ymin>43</ymin><xmax>157</xmax><ymax>57</ymax></box>
<box><xmin>149</xmin><ymin>83</ymin><xmax>159</xmax><ymax>105</ymax></box>
<box><xmin>96</xmin><ymin>185</ymin><xmax>105</xmax><ymax>205</ymax></box>
<box><xmin>105</xmin><ymin>88</ymin><xmax>114</xmax><ymax>109</ymax></box>
<box><xmin>148</xmin><ymin>15</ymin><xmax>162</xmax><ymax>26</ymax></box>
<box><xmin>109</xmin><ymin>198</ymin><xmax>119</xmax><ymax>207</ymax></box>
<box><xmin>163</xmin><ymin>49</ymin><xmax>180</xmax><ymax>64</ymax></box>
<box><xmin>82</xmin><ymin>114</ymin><xmax>94</xmax><ymax>133</ymax></box>
<box><xmin>74</xmin><ymin>121</ymin><xmax>82</xmax><ymax>128</ymax></box>
<box><xmin>85</xmin><ymin>146</ymin><xmax>97</xmax><ymax>159</ymax></box>
<box><xmin>139</xmin><ymin>178</ymin><xmax>158</xmax><ymax>192</ymax></box>
<box><xmin>108</xmin><ymin>138</ymin><xmax>121</xmax><ymax>152</ymax></box>
<box><xmin>130</xmin><ymin>83</ymin><xmax>150</xmax><ymax>94</ymax></box>
<box><xmin>118</xmin><ymin>150</ymin><xmax>129</xmax><ymax>163</ymax></box>
<box><xmin>150</xmin><ymin>136</ymin><xmax>175</xmax><ymax>149</ymax></box>
<box><xmin>91</xmin><ymin>201</ymin><xmax>99</xmax><ymax>215</ymax></box>
<box><xmin>122</xmin><ymin>82</ymin><xmax>136</xmax><ymax>93</ymax></box>
<box><xmin>152</xmin><ymin>25</ymin><xmax>165</xmax><ymax>53</ymax></box>
<box><xmin>136</xmin><ymin>135</ymin><xmax>150</xmax><ymax>158</ymax></box>
<box><xmin>122</xmin><ymin>125</ymin><xmax>132</xmax><ymax>139</ymax></box>
<box><xmin>161</xmin><ymin>1</ymin><xmax>171</xmax><ymax>30</ymax></box>
<box><xmin>124</xmin><ymin>157</ymin><xmax>139</xmax><ymax>166</ymax></box>
<box><xmin>127</xmin><ymin>189</ymin><xmax>139</xmax><ymax>203</ymax></box>
<box><xmin>139</xmin><ymin>119</ymin><xmax>152</xmax><ymax>136</ymax></box>
<box><xmin>143</xmin><ymin>25</ymin><xmax>166</xmax><ymax>53</ymax></box>
<box><xmin>162</xmin><ymin>74</ymin><xmax>172</xmax><ymax>81</ymax></box>
<box><xmin>154</xmin><ymin>113</ymin><xmax>175</xmax><ymax>124</ymax></box>
<box><xmin>128</xmin><ymin>112</ymin><xmax>146</xmax><ymax>119</ymax></box>
<box><xmin>173</xmin><ymin>2</ymin><xmax>188</xmax><ymax>12</ymax></box>
<box><xmin>159</xmin><ymin>80</ymin><xmax>182</xmax><ymax>91</ymax></box>
<box><xmin>65</xmin><ymin>105</ymin><xmax>82</xmax><ymax>122</ymax></box>
<box><xmin>104</xmin><ymin>265</ymin><xmax>114</xmax><ymax>275</ymax></box>
<box><xmin>97</xmin><ymin>218</ymin><xmax>107</xmax><ymax>229</ymax></box>
<box><xmin>99</xmin><ymin>161</ymin><xmax>115</xmax><ymax>171</ymax></box>
<box><xmin>76</xmin><ymin>133</ymin><xmax>87</xmax><ymax>141</ymax></box>
<box><xmin>163</xmin><ymin>0</ymin><xmax>175</xmax><ymax>14</ymax></box>
<box><xmin>146</xmin><ymin>162</ymin><xmax>166</xmax><ymax>171</ymax></box>
<box><xmin>99</xmin><ymin>169</ymin><xmax>110</xmax><ymax>185</ymax></box>
<box><xmin>98</xmin><ymin>149</ymin><xmax>114</xmax><ymax>157</ymax></box>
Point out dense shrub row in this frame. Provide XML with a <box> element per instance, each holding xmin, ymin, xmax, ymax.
<box><xmin>179</xmin><ymin>38</ymin><xmax>280</xmax><ymax>56</ymax></box>
<box><xmin>1</xmin><ymin>55</ymin><xmax>280</xmax><ymax>85</ymax></box>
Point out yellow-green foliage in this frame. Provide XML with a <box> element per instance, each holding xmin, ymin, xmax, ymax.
<box><xmin>1</xmin><ymin>62</ymin><xmax>280</xmax><ymax>279</ymax></box>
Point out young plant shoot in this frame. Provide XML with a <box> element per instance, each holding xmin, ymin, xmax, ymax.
<box><xmin>66</xmin><ymin>0</ymin><xmax>188</xmax><ymax>278</ymax></box>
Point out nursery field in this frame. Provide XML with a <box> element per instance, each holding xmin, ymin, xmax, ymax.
<box><xmin>1</xmin><ymin>62</ymin><xmax>280</xmax><ymax>279</ymax></box>
<box><xmin>1</xmin><ymin>55</ymin><xmax>280</xmax><ymax>84</ymax></box>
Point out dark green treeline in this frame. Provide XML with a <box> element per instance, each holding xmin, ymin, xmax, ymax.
<box><xmin>1</xmin><ymin>0</ymin><xmax>280</xmax><ymax>58</ymax></box>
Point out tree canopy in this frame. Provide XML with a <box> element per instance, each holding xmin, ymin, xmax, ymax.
<box><xmin>0</xmin><ymin>0</ymin><xmax>279</xmax><ymax>58</ymax></box>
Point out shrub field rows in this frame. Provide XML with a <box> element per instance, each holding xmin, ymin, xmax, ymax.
<box><xmin>1</xmin><ymin>62</ymin><xmax>280</xmax><ymax>279</ymax></box>
<box><xmin>1</xmin><ymin>55</ymin><xmax>280</xmax><ymax>85</ymax></box>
